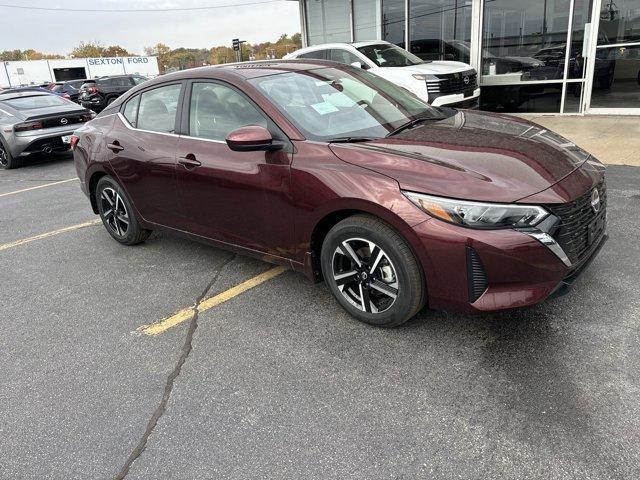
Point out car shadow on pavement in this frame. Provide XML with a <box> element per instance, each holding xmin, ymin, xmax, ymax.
<box><xmin>400</xmin><ymin>301</ymin><xmax>626</xmax><ymax>479</ymax></box>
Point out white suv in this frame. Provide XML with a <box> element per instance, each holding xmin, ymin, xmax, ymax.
<box><xmin>284</xmin><ymin>41</ymin><xmax>480</xmax><ymax>109</ymax></box>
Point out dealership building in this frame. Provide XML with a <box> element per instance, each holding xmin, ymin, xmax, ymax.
<box><xmin>295</xmin><ymin>0</ymin><xmax>640</xmax><ymax>114</ymax></box>
<box><xmin>0</xmin><ymin>56</ymin><xmax>159</xmax><ymax>88</ymax></box>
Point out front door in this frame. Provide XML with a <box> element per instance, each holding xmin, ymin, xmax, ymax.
<box><xmin>176</xmin><ymin>81</ymin><xmax>294</xmax><ymax>258</ymax></box>
<box><xmin>585</xmin><ymin>0</ymin><xmax>640</xmax><ymax>113</ymax></box>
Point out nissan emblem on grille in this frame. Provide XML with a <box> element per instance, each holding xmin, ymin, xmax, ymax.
<box><xmin>463</xmin><ymin>76</ymin><xmax>470</xmax><ymax>85</ymax></box>
<box><xmin>60</xmin><ymin>118</ymin><xmax>68</xmax><ymax>125</ymax></box>
<box><xmin>591</xmin><ymin>189</ymin><xmax>601</xmax><ymax>213</ymax></box>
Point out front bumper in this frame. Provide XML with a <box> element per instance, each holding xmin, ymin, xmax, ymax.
<box><xmin>411</xmin><ymin>217</ymin><xmax>606</xmax><ymax>314</ymax></box>
<box><xmin>431</xmin><ymin>88</ymin><xmax>481</xmax><ymax>108</ymax></box>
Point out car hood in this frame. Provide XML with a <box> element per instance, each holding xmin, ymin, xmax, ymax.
<box><xmin>395</xmin><ymin>61</ymin><xmax>472</xmax><ymax>75</ymax></box>
<box><xmin>329</xmin><ymin>110</ymin><xmax>591</xmax><ymax>203</ymax></box>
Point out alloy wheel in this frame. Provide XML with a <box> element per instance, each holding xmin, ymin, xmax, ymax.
<box><xmin>0</xmin><ymin>144</ymin><xmax>8</xmax><ymax>168</ymax></box>
<box><xmin>332</xmin><ymin>238</ymin><xmax>399</xmax><ymax>314</ymax></box>
<box><xmin>100</xmin><ymin>187</ymin><xmax>129</xmax><ymax>237</ymax></box>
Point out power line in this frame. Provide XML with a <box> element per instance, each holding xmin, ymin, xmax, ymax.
<box><xmin>0</xmin><ymin>0</ymin><xmax>283</xmax><ymax>13</ymax></box>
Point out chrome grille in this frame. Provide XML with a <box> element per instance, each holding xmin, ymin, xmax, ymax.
<box><xmin>426</xmin><ymin>71</ymin><xmax>477</xmax><ymax>96</ymax></box>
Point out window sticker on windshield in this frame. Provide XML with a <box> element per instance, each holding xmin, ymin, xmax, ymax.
<box><xmin>311</xmin><ymin>101</ymin><xmax>340</xmax><ymax>115</ymax></box>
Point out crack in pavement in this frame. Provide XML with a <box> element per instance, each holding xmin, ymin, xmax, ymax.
<box><xmin>115</xmin><ymin>253</ymin><xmax>237</xmax><ymax>480</ymax></box>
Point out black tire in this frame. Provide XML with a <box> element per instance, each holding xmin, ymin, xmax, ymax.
<box><xmin>0</xmin><ymin>139</ymin><xmax>21</xmax><ymax>170</ymax></box>
<box><xmin>321</xmin><ymin>214</ymin><xmax>425</xmax><ymax>327</ymax></box>
<box><xmin>95</xmin><ymin>176</ymin><xmax>151</xmax><ymax>245</ymax></box>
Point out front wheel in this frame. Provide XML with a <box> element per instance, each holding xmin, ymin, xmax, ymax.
<box><xmin>96</xmin><ymin>176</ymin><xmax>151</xmax><ymax>245</ymax></box>
<box><xmin>321</xmin><ymin>215</ymin><xmax>425</xmax><ymax>327</ymax></box>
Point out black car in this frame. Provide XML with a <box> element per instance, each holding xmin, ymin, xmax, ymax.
<box><xmin>49</xmin><ymin>79</ymin><xmax>87</xmax><ymax>103</ymax></box>
<box><xmin>79</xmin><ymin>74</ymin><xmax>148</xmax><ymax>111</ymax></box>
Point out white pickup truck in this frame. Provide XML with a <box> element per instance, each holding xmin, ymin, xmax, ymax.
<box><xmin>284</xmin><ymin>40</ymin><xmax>480</xmax><ymax>109</ymax></box>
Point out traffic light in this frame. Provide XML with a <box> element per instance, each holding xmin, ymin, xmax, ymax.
<box><xmin>232</xmin><ymin>39</ymin><xmax>240</xmax><ymax>51</ymax></box>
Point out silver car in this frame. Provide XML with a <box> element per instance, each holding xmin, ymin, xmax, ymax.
<box><xmin>0</xmin><ymin>90</ymin><xmax>94</xmax><ymax>169</ymax></box>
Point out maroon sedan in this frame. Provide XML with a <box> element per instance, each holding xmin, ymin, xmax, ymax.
<box><xmin>72</xmin><ymin>60</ymin><xmax>607</xmax><ymax>327</ymax></box>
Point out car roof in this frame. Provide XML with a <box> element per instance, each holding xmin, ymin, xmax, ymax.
<box><xmin>143</xmin><ymin>59</ymin><xmax>349</xmax><ymax>83</ymax></box>
<box><xmin>290</xmin><ymin>41</ymin><xmax>391</xmax><ymax>53</ymax></box>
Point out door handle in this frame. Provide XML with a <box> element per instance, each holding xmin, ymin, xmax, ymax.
<box><xmin>178</xmin><ymin>154</ymin><xmax>201</xmax><ymax>169</ymax></box>
<box><xmin>107</xmin><ymin>141</ymin><xmax>124</xmax><ymax>153</ymax></box>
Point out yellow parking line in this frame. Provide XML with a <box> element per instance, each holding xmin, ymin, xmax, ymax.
<box><xmin>0</xmin><ymin>178</ymin><xmax>78</xmax><ymax>198</ymax></box>
<box><xmin>138</xmin><ymin>266</ymin><xmax>287</xmax><ymax>336</ymax></box>
<box><xmin>0</xmin><ymin>219</ymin><xmax>101</xmax><ymax>251</ymax></box>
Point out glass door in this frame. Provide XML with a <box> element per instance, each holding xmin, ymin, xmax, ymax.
<box><xmin>585</xmin><ymin>0</ymin><xmax>640</xmax><ymax>113</ymax></box>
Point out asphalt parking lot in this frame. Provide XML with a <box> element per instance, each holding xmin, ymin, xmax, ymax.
<box><xmin>1</xmin><ymin>152</ymin><xmax>640</xmax><ymax>480</ymax></box>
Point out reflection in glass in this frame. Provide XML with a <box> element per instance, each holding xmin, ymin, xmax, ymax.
<box><xmin>482</xmin><ymin>0</ymin><xmax>573</xmax><ymax>81</ymax></box>
<box><xmin>590</xmin><ymin>44</ymin><xmax>640</xmax><ymax>108</ymax></box>
<box><xmin>598</xmin><ymin>0</ymin><xmax>640</xmax><ymax>44</ymax></box>
<box><xmin>382</xmin><ymin>0</ymin><xmax>406</xmax><ymax>45</ymax></box>
<box><xmin>408</xmin><ymin>1</ymin><xmax>473</xmax><ymax>62</ymax></box>
<box><xmin>480</xmin><ymin>83</ymin><xmax>563</xmax><ymax>113</ymax></box>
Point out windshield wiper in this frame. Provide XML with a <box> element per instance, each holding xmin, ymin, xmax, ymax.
<box><xmin>386</xmin><ymin>115</ymin><xmax>443</xmax><ymax>138</ymax></box>
<box><xmin>328</xmin><ymin>136</ymin><xmax>377</xmax><ymax>143</ymax></box>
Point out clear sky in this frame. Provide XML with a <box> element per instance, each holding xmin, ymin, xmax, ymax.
<box><xmin>0</xmin><ymin>0</ymin><xmax>301</xmax><ymax>55</ymax></box>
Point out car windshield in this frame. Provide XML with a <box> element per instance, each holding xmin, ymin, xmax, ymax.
<box><xmin>2</xmin><ymin>94</ymin><xmax>68</xmax><ymax>109</ymax></box>
<box><xmin>248</xmin><ymin>67</ymin><xmax>441</xmax><ymax>142</ymax></box>
<box><xmin>356</xmin><ymin>43</ymin><xmax>425</xmax><ymax>67</ymax></box>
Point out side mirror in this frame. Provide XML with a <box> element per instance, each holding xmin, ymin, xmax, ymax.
<box><xmin>225</xmin><ymin>125</ymin><xmax>283</xmax><ymax>152</ymax></box>
<box><xmin>350</xmin><ymin>61</ymin><xmax>368</xmax><ymax>70</ymax></box>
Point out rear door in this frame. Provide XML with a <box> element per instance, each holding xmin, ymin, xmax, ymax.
<box><xmin>105</xmin><ymin>82</ymin><xmax>184</xmax><ymax>226</ymax></box>
<box><xmin>175</xmin><ymin>80</ymin><xmax>293</xmax><ymax>256</ymax></box>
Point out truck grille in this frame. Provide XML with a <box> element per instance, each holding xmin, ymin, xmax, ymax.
<box><xmin>426</xmin><ymin>70</ymin><xmax>477</xmax><ymax>97</ymax></box>
<box><xmin>545</xmin><ymin>181</ymin><xmax>607</xmax><ymax>265</ymax></box>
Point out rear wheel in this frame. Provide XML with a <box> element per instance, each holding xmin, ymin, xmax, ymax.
<box><xmin>95</xmin><ymin>176</ymin><xmax>151</xmax><ymax>245</ymax></box>
<box><xmin>321</xmin><ymin>214</ymin><xmax>425</xmax><ymax>327</ymax></box>
<box><xmin>0</xmin><ymin>140</ymin><xmax>21</xmax><ymax>169</ymax></box>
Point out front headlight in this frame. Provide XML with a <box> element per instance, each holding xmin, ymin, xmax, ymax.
<box><xmin>403</xmin><ymin>191</ymin><xmax>549</xmax><ymax>229</ymax></box>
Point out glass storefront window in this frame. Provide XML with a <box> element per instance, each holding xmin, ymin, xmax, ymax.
<box><xmin>598</xmin><ymin>0</ymin><xmax>640</xmax><ymax>44</ymax></box>
<box><xmin>481</xmin><ymin>0</ymin><xmax>573</xmax><ymax>82</ymax></box>
<box><xmin>305</xmin><ymin>0</ymin><xmax>351</xmax><ymax>45</ymax></box>
<box><xmin>354</xmin><ymin>0</ymin><xmax>381</xmax><ymax>42</ymax></box>
<box><xmin>480</xmin><ymin>83</ymin><xmax>563</xmax><ymax>112</ymax></box>
<box><xmin>409</xmin><ymin>0</ymin><xmax>473</xmax><ymax>62</ymax></box>
<box><xmin>590</xmin><ymin>44</ymin><xmax>640</xmax><ymax>108</ymax></box>
<box><xmin>382</xmin><ymin>0</ymin><xmax>406</xmax><ymax>45</ymax></box>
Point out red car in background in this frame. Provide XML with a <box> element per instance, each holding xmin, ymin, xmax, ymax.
<box><xmin>72</xmin><ymin>61</ymin><xmax>607</xmax><ymax>327</ymax></box>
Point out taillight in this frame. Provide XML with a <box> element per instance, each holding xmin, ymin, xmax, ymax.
<box><xmin>70</xmin><ymin>135</ymin><xmax>80</xmax><ymax>150</ymax></box>
<box><xmin>62</xmin><ymin>93</ymin><xmax>71</xmax><ymax>99</ymax></box>
<box><xmin>80</xmin><ymin>112</ymin><xmax>96</xmax><ymax>122</ymax></box>
<box><xmin>87</xmin><ymin>86</ymin><xmax>98</xmax><ymax>94</ymax></box>
<box><xmin>14</xmin><ymin>121</ymin><xmax>43</xmax><ymax>132</ymax></box>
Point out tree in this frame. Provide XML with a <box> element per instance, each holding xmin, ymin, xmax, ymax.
<box><xmin>103</xmin><ymin>45</ymin><xmax>134</xmax><ymax>57</ymax></box>
<box><xmin>70</xmin><ymin>41</ymin><xmax>105</xmax><ymax>58</ymax></box>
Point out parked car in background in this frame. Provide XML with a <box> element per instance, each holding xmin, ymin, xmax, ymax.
<box><xmin>49</xmin><ymin>80</ymin><xmax>87</xmax><ymax>103</ymax></box>
<box><xmin>72</xmin><ymin>60</ymin><xmax>606</xmax><ymax>326</ymax></box>
<box><xmin>79</xmin><ymin>74</ymin><xmax>148</xmax><ymax>112</ymax></box>
<box><xmin>284</xmin><ymin>41</ymin><xmax>480</xmax><ymax>109</ymax></box>
<box><xmin>0</xmin><ymin>90</ymin><xmax>94</xmax><ymax>169</ymax></box>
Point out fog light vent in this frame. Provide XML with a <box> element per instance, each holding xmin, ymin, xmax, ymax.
<box><xmin>466</xmin><ymin>247</ymin><xmax>488</xmax><ymax>303</ymax></box>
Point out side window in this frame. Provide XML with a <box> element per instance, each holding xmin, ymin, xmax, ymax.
<box><xmin>137</xmin><ymin>84</ymin><xmax>182</xmax><ymax>133</ymax></box>
<box><xmin>329</xmin><ymin>49</ymin><xmax>362</xmax><ymax>65</ymax></box>
<box><xmin>299</xmin><ymin>50</ymin><xmax>327</xmax><ymax>60</ymax></box>
<box><xmin>188</xmin><ymin>82</ymin><xmax>268</xmax><ymax>142</ymax></box>
<box><xmin>122</xmin><ymin>95</ymin><xmax>140</xmax><ymax>127</ymax></box>
<box><xmin>132</xmin><ymin>76</ymin><xmax>148</xmax><ymax>85</ymax></box>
